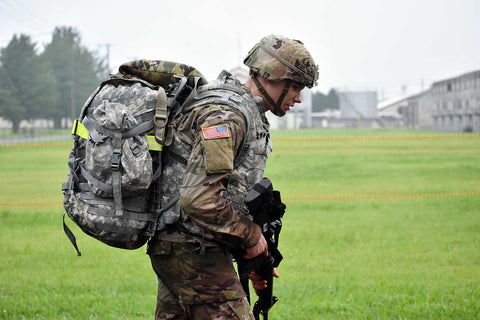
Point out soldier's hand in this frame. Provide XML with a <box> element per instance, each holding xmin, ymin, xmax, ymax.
<box><xmin>249</xmin><ymin>269</ymin><xmax>280</xmax><ymax>296</ymax></box>
<box><xmin>243</xmin><ymin>234</ymin><xmax>268</xmax><ymax>259</ymax></box>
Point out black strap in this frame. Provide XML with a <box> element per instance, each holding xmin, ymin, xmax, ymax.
<box><xmin>252</xmin><ymin>76</ymin><xmax>276</xmax><ymax>107</ymax></box>
<box><xmin>251</xmin><ymin>76</ymin><xmax>288</xmax><ymax>117</ymax></box>
<box><xmin>63</xmin><ymin>214</ymin><xmax>81</xmax><ymax>256</ymax></box>
<box><xmin>165</xmin><ymin>149</ymin><xmax>188</xmax><ymax>166</ymax></box>
<box><xmin>151</xmin><ymin>152</ymin><xmax>163</xmax><ymax>182</ymax></box>
<box><xmin>276</xmin><ymin>79</ymin><xmax>292</xmax><ymax>113</ymax></box>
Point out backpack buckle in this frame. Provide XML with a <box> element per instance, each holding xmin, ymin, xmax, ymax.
<box><xmin>111</xmin><ymin>152</ymin><xmax>121</xmax><ymax>171</ymax></box>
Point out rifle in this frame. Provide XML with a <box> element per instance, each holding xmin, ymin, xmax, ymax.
<box><xmin>237</xmin><ymin>178</ymin><xmax>286</xmax><ymax>320</ymax></box>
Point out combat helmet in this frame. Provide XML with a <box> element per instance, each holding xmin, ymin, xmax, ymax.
<box><xmin>244</xmin><ymin>35</ymin><xmax>318</xmax><ymax>116</ymax></box>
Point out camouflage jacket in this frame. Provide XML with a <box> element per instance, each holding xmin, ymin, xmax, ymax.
<box><xmin>152</xmin><ymin>71</ymin><xmax>271</xmax><ymax>250</ymax></box>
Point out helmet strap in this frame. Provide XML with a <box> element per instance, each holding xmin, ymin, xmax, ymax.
<box><xmin>252</xmin><ymin>76</ymin><xmax>292</xmax><ymax>117</ymax></box>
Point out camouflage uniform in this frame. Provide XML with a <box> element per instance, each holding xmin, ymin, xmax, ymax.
<box><xmin>146</xmin><ymin>35</ymin><xmax>318</xmax><ymax>319</ymax></box>
<box><xmin>147</xmin><ymin>71</ymin><xmax>270</xmax><ymax>320</ymax></box>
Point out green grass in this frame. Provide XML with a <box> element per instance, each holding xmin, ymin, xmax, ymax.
<box><xmin>277</xmin><ymin>199</ymin><xmax>479</xmax><ymax>319</ymax></box>
<box><xmin>0</xmin><ymin>146</ymin><xmax>70</xmax><ymax>203</ymax></box>
<box><xmin>1</xmin><ymin>129</ymin><xmax>479</xmax><ymax>319</ymax></box>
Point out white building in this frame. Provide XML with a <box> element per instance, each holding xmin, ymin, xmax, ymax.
<box><xmin>431</xmin><ymin>70</ymin><xmax>480</xmax><ymax>132</ymax></box>
<box><xmin>378</xmin><ymin>70</ymin><xmax>480</xmax><ymax>132</ymax></box>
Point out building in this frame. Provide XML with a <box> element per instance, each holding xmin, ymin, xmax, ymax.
<box><xmin>431</xmin><ymin>70</ymin><xmax>480</xmax><ymax>132</ymax></box>
<box><xmin>377</xmin><ymin>70</ymin><xmax>480</xmax><ymax>132</ymax></box>
<box><xmin>331</xmin><ymin>91</ymin><xmax>382</xmax><ymax>128</ymax></box>
<box><xmin>377</xmin><ymin>95</ymin><xmax>408</xmax><ymax>128</ymax></box>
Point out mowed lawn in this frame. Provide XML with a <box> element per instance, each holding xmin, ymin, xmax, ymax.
<box><xmin>0</xmin><ymin>129</ymin><xmax>479</xmax><ymax>319</ymax></box>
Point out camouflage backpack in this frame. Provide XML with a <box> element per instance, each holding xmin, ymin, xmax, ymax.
<box><xmin>62</xmin><ymin>60</ymin><xmax>207</xmax><ymax>255</ymax></box>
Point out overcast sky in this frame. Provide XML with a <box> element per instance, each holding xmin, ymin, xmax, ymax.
<box><xmin>1</xmin><ymin>0</ymin><xmax>479</xmax><ymax>99</ymax></box>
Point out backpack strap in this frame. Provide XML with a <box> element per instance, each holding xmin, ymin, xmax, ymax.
<box><xmin>82</xmin><ymin>116</ymin><xmax>155</xmax><ymax>141</ymax></box>
<box><xmin>154</xmin><ymin>75</ymin><xmax>204</xmax><ymax>147</ymax></box>
<box><xmin>154</xmin><ymin>86</ymin><xmax>168</xmax><ymax>145</ymax></box>
<box><xmin>72</xmin><ymin>120</ymin><xmax>163</xmax><ymax>151</ymax></box>
<box><xmin>111</xmin><ymin>131</ymin><xmax>123</xmax><ymax>216</ymax></box>
<box><xmin>80</xmin><ymin>166</ymin><xmax>113</xmax><ymax>194</ymax></box>
<box><xmin>63</xmin><ymin>214</ymin><xmax>81</xmax><ymax>256</ymax></box>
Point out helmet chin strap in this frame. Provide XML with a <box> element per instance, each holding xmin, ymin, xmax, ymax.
<box><xmin>252</xmin><ymin>76</ymin><xmax>292</xmax><ymax>117</ymax></box>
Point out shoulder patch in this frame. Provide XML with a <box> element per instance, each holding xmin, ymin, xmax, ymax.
<box><xmin>202</xmin><ymin>124</ymin><xmax>230</xmax><ymax>140</ymax></box>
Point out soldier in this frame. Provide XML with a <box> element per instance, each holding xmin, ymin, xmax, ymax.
<box><xmin>147</xmin><ymin>34</ymin><xmax>318</xmax><ymax>319</ymax></box>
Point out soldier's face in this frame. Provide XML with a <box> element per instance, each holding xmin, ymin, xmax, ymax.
<box><xmin>264</xmin><ymin>80</ymin><xmax>305</xmax><ymax>114</ymax></box>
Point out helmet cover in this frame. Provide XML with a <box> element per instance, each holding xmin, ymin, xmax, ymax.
<box><xmin>244</xmin><ymin>35</ymin><xmax>318</xmax><ymax>88</ymax></box>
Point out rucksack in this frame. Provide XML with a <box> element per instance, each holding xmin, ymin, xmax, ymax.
<box><xmin>62</xmin><ymin>60</ymin><xmax>207</xmax><ymax>255</ymax></box>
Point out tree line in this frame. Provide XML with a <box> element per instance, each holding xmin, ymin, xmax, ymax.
<box><xmin>311</xmin><ymin>89</ymin><xmax>339</xmax><ymax>113</ymax></box>
<box><xmin>0</xmin><ymin>26</ymin><xmax>107</xmax><ymax>133</ymax></box>
<box><xmin>0</xmin><ymin>27</ymin><xmax>338</xmax><ymax>134</ymax></box>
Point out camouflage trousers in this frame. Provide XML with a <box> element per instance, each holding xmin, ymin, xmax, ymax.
<box><xmin>148</xmin><ymin>239</ymin><xmax>254</xmax><ymax>320</ymax></box>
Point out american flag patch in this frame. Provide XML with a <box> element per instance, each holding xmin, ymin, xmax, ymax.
<box><xmin>202</xmin><ymin>124</ymin><xmax>230</xmax><ymax>139</ymax></box>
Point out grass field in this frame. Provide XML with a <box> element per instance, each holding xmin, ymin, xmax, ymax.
<box><xmin>1</xmin><ymin>129</ymin><xmax>479</xmax><ymax>319</ymax></box>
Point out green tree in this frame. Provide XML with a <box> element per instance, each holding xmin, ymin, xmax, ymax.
<box><xmin>0</xmin><ymin>34</ymin><xmax>58</xmax><ymax>133</ymax></box>
<box><xmin>312</xmin><ymin>88</ymin><xmax>339</xmax><ymax>112</ymax></box>
<box><xmin>41</xmin><ymin>26</ymin><xmax>107</xmax><ymax>128</ymax></box>
<box><xmin>0</xmin><ymin>89</ymin><xmax>24</xmax><ymax>133</ymax></box>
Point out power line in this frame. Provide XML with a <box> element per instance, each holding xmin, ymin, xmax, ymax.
<box><xmin>7</xmin><ymin>0</ymin><xmax>50</xmax><ymax>27</ymax></box>
<box><xmin>0</xmin><ymin>1</ymin><xmax>29</xmax><ymax>25</ymax></box>
<box><xmin>1</xmin><ymin>0</ymin><xmax>50</xmax><ymax>29</ymax></box>
<box><xmin>0</xmin><ymin>0</ymin><xmax>53</xmax><ymax>45</ymax></box>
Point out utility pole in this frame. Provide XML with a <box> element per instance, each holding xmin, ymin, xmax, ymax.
<box><xmin>105</xmin><ymin>43</ymin><xmax>111</xmax><ymax>74</ymax></box>
<box><xmin>69</xmin><ymin>80</ymin><xmax>76</xmax><ymax>122</ymax></box>
<box><xmin>98</xmin><ymin>43</ymin><xmax>112</xmax><ymax>78</ymax></box>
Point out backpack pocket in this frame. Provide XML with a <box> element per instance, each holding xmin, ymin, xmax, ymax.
<box><xmin>84</xmin><ymin>100</ymin><xmax>153</xmax><ymax>197</ymax></box>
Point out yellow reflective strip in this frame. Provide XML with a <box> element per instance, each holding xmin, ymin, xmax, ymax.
<box><xmin>71</xmin><ymin>120</ymin><xmax>78</xmax><ymax>135</ymax></box>
<box><xmin>72</xmin><ymin>120</ymin><xmax>89</xmax><ymax>140</ymax></box>
<box><xmin>71</xmin><ymin>121</ymin><xmax>161</xmax><ymax>151</ymax></box>
<box><xmin>146</xmin><ymin>135</ymin><xmax>163</xmax><ymax>151</ymax></box>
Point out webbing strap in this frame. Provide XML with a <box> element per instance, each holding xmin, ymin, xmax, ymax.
<box><xmin>92</xmin><ymin>222</ymin><xmax>142</xmax><ymax>235</ymax></box>
<box><xmin>82</xmin><ymin>117</ymin><xmax>104</xmax><ymax>143</ymax></box>
<box><xmin>80</xmin><ymin>166</ymin><xmax>113</xmax><ymax>194</ymax></box>
<box><xmin>78</xmin><ymin>189</ymin><xmax>147</xmax><ymax>212</ymax></box>
<box><xmin>165</xmin><ymin>149</ymin><xmax>188</xmax><ymax>166</ymax></box>
<box><xmin>87</xmin><ymin>206</ymin><xmax>155</xmax><ymax>221</ymax></box>
<box><xmin>276</xmin><ymin>79</ymin><xmax>293</xmax><ymax>113</ymax></box>
<box><xmin>173</xmin><ymin>76</ymin><xmax>202</xmax><ymax>117</ymax></box>
<box><xmin>72</xmin><ymin>120</ymin><xmax>162</xmax><ymax>151</ymax></box>
<box><xmin>63</xmin><ymin>214</ymin><xmax>81</xmax><ymax>256</ymax></box>
<box><xmin>252</xmin><ymin>76</ymin><xmax>291</xmax><ymax>116</ymax></box>
<box><xmin>151</xmin><ymin>152</ymin><xmax>163</xmax><ymax>182</ymax></box>
<box><xmin>83</xmin><ymin>116</ymin><xmax>154</xmax><ymax>140</ymax></box>
<box><xmin>123</xmin><ymin>120</ymin><xmax>155</xmax><ymax>139</ymax></box>
<box><xmin>112</xmin><ymin>132</ymin><xmax>123</xmax><ymax>216</ymax></box>
<box><xmin>252</xmin><ymin>76</ymin><xmax>276</xmax><ymax>109</ymax></box>
<box><xmin>154</xmin><ymin>86</ymin><xmax>168</xmax><ymax>145</ymax></box>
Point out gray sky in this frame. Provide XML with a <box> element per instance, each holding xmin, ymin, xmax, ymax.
<box><xmin>1</xmin><ymin>0</ymin><xmax>479</xmax><ymax>99</ymax></box>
